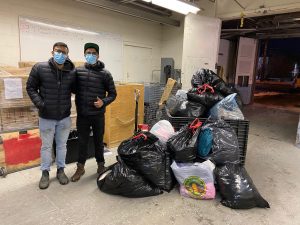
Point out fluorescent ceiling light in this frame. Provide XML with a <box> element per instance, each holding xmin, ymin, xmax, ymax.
<box><xmin>141</xmin><ymin>0</ymin><xmax>200</xmax><ymax>15</ymax></box>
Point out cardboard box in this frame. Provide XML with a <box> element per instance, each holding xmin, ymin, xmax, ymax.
<box><xmin>104</xmin><ymin>83</ymin><xmax>144</xmax><ymax>148</ymax></box>
<box><xmin>18</xmin><ymin>61</ymin><xmax>35</xmax><ymax>68</ymax></box>
<box><xmin>0</xmin><ymin>107</ymin><xmax>38</xmax><ymax>132</ymax></box>
<box><xmin>0</xmin><ymin>74</ymin><xmax>32</xmax><ymax>108</ymax></box>
<box><xmin>73</xmin><ymin>62</ymin><xmax>85</xmax><ymax>67</ymax></box>
<box><xmin>71</xmin><ymin>95</ymin><xmax>77</xmax><ymax>116</ymax></box>
<box><xmin>71</xmin><ymin>115</ymin><xmax>77</xmax><ymax>129</ymax></box>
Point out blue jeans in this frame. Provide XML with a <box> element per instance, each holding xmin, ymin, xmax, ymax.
<box><xmin>39</xmin><ymin>117</ymin><xmax>71</xmax><ymax>171</ymax></box>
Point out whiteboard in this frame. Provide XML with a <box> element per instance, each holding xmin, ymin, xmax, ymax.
<box><xmin>19</xmin><ymin>17</ymin><xmax>123</xmax><ymax>81</ymax></box>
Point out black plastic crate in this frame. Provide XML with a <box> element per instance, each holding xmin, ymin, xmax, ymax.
<box><xmin>163</xmin><ymin>108</ymin><xmax>249</xmax><ymax>166</ymax></box>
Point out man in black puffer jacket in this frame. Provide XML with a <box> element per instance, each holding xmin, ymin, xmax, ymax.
<box><xmin>26</xmin><ymin>42</ymin><xmax>75</xmax><ymax>189</ymax></box>
<box><xmin>71</xmin><ymin>43</ymin><xmax>117</xmax><ymax>182</ymax></box>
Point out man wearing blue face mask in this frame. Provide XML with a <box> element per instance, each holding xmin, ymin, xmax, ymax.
<box><xmin>26</xmin><ymin>42</ymin><xmax>75</xmax><ymax>189</ymax></box>
<box><xmin>71</xmin><ymin>43</ymin><xmax>116</xmax><ymax>182</ymax></box>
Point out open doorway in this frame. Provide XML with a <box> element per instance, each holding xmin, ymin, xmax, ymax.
<box><xmin>221</xmin><ymin>12</ymin><xmax>300</xmax><ymax>112</ymax></box>
<box><xmin>254</xmin><ymin>38</ymin><xmax>300</xmax><ymax>112</ymax></box>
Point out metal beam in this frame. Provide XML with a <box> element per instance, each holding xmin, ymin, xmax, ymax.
<box><xmin>222</xmin><ymin>24</ymin><xmax>300</xmax><ymax>33</ymax></box>
<box><xmin>257</xmin><ymin>24</ymin><xmax>300</xmax><ymax>31</ymax></box>
<box><xmin>258</xmin><ymin>33</ymin><xmax>300</xmax><ymax>39</ymax></box>
<box><xmin>222</xmin><ymin>28</ymin><xmax>256</xmax><ymax>32</ymax></box>
<box><xmin>73</xmin><ymin>0</ymin><xmax>180</xmax><ymax>27</ymax></box>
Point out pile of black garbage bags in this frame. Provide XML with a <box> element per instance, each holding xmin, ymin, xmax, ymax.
<box><xmin>97</xmin><ymin>132</ymin><xmax>174</xmax><ymax>197</ymax></box>
<box><xmin>167</xmin><ymin>69</ymin><xmax>244</xmax><ymax>120</ymax></box>
<box><xmin>97</xmin><ymin>118</ymin><xmax>270</xmax><ymax>209</ymax></box>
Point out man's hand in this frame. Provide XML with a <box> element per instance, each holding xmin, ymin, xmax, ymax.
<box><xmin>94</xmin><ymin>97</ymin><xmax>104</xmax><ymax>108</ymax></box>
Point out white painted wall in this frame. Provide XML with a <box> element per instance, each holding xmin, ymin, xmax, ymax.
<box><xmin>235</xmin><ymin>37</ymin><xmax>257</xmax><ymax>104</ymax></box>
<box><xmin>181</xmin><ymin>14</ymin><xmax>221</xmax><ymax>90</ymax></box>
<box><xmin>0</xmin><ymin>0</ymin><xmax>224</xmax><ymax>84</ymax></box>
<box><xmin>161</xmin><ymin>21</ymin><xmax>184</xmax><ymax>70</ymax></box>
<box><xmin>0</xmin><ymin>0</ymin><xmax>163</xmax><ymax>82</ymax></box>
<box><xmin>217</xmin><ymin>0</ymin><xmax>300</xmax><ymax>19</ymax></box>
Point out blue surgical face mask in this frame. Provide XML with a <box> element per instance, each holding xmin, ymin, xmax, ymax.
<box><xmin>53</xmin><ymin>52</ymin><xmax>67</xmax><ymax>65</ymax></box>
<box><xmin>85</xmin><ymin>54</ymin><xmax>97</xmax><ymax>65</ymax></box>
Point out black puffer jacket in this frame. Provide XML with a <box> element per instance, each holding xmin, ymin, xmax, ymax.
<box><xmin>26</xmin><ymin>58</ymin><xmax>75</xmax><ymax>120</ymax></box>
<box><xmin>75</xmin><ymin>61</ymin><xmax>117</xmax><ymax>116</ymax></box>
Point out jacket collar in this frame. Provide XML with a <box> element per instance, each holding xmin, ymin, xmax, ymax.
<box><xmin>84</xmin><ymin>60</ymin><xmax>105</xmax><ymax>72</ymax></box>
<box><xmin>49</xmin><ymin>57</ymin><xmax>75</xmax><ymax>72</ymax></box>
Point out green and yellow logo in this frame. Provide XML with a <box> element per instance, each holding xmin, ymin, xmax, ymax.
<box><xmin>183</xmin><ymin>176</ymin><xmax>206</xmax><ymax>199</ymax></box>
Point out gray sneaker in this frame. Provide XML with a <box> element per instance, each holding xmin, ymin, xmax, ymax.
<box><xmin>39</xmin><ymin>170</ymin><xmax>49</xmax><ymax>189</ymax></box>
<box><xmin>56</xmin><ymin>168</ymin><xmax>69</xmax><ymax>185</ymax></box>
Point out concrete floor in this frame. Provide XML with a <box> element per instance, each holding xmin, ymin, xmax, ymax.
<box><xmin>1</xmin><ymin>105</ymin><xmax>300</xmax><ymax>225</ymax></box>
<box><xmin>254</xmin><ymin>92</ymin><xmax>300</xmax><ymax>113</ymax></box>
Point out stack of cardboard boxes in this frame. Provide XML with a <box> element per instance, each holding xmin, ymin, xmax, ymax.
<box><xmin>0</xmin><ymin>67</ymin><xmax>38</xmax><ymax>132</ymax></box>
<box><xmin>0</xmin><ymin>65</ymin><xmax>41</xmax><ymax>173</ymax></box>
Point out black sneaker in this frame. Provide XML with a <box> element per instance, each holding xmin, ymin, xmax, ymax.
<box><xmin>56</xmin><ymin>168</ymin><xmax>69</xmax><ymax>185</ymax></box>
<box><xmin>39</xmin><ymin>170</ymin><xmax>49</xmax><ymax>189</ymax></box>
<box><xmin>97</xmin><ymin>162</ymin><xmax>107</xmax><ymax>174</ymax></box>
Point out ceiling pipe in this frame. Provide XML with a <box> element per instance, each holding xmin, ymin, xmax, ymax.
<box><xmin>233</xmin><ymin>0</ymin><xmax>246</xmax><ymax>10</ymax></box>
<box><xmin>219</xmin><ymin>2</ymin><xmax>300</xmax><ymax>20</ymax></box>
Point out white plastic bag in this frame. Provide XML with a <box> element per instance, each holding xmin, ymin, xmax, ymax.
<box><xmin>175</xmin><ymin>89</ymin><xmax>188</xmax><ymax>100</ymax></box>
<box><xmin>150</xmin><ymin>120</ymin><xmax>175</xmax><ymax>143</ymax></box>
<box><xmin>171</xmin><ymin>160</ymin><xmax>216</xmax><ymax>200</ymax></box>
<box><xmin>209</xmin><ymin>93</ymin><xmax>244</xmax><ymax>120</ymax></box>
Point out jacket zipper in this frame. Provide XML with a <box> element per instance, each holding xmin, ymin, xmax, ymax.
<box><xmin>57</xmin><ymin>69</ymin><xmax>62</xmax><ymax>118</ymax></box>
<box><xmin>84</xmin><ymin>69</ymin><xmax>90</xmax><ymax>116</ymax></box>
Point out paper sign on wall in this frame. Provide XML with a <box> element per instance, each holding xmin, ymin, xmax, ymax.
<box><xmin>4</xmin><ymin>78</ymin><xmax>23</xmax><ymax>99</ymax></box>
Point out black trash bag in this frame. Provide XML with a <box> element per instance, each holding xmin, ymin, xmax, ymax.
<box><xmin>190</xmin><ymin>69</ymin><xmax>243</xmax><ymax>109</ymax></box>
<box><xmin>191</xmin><ymin>69</ymin><xmax>222</xmax><ymax>88</ymax></box>
<box><xmin>201</xmin><ymin>120</ymin><xmax>240</xmax><ymax>165</ymax></box>
<box><xmin>206</xmin><ymin>70</ymin><xmax>223</xmax><ymax>86</ymax></box>
<box><xmin>215</xmin><ymin>163</ymin><xmax>270</xmax><ymax>209</ymax></box>
<box><xmin>118</xmin><ymin>132</ymin><xmax>174</xmax><ymax>192</ymax></box>
<box><xmin>166</xmin><ymin>93</ymin><xmax>188</xmax><ymax>116</ymax></box>
<box><xmin>173</xmin><ymin>100</ymin><xmax>206</xmax><ymax>118</ymax></box>
<box><xmin>187</xmin><ymin>90</ymin><xmax>224</xmax><ymax>108</ymax></box>
<box><xmin>191</xmin><ymin>69</ymin><xmax>207</xmax><ymax>87</ymax></box>
<box><xmin>97</xmin><ymin>157</ymin><xmax>162</xmax><ymax>198</ymax></box>
<box><xmin>167</xmin><ymin>119</ymin><xmax>202</xmax><ymax>162</ymax></box>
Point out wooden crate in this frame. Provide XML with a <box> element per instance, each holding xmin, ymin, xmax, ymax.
<box><xmin>104</xmin><ymin>83</ymin><xmax>144</xmax><ymax>148</ymax></box>
<box><xmin>0</xmin><ymin>129</ymin><xmax>41</xmax><ymax>173</ymax></box>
